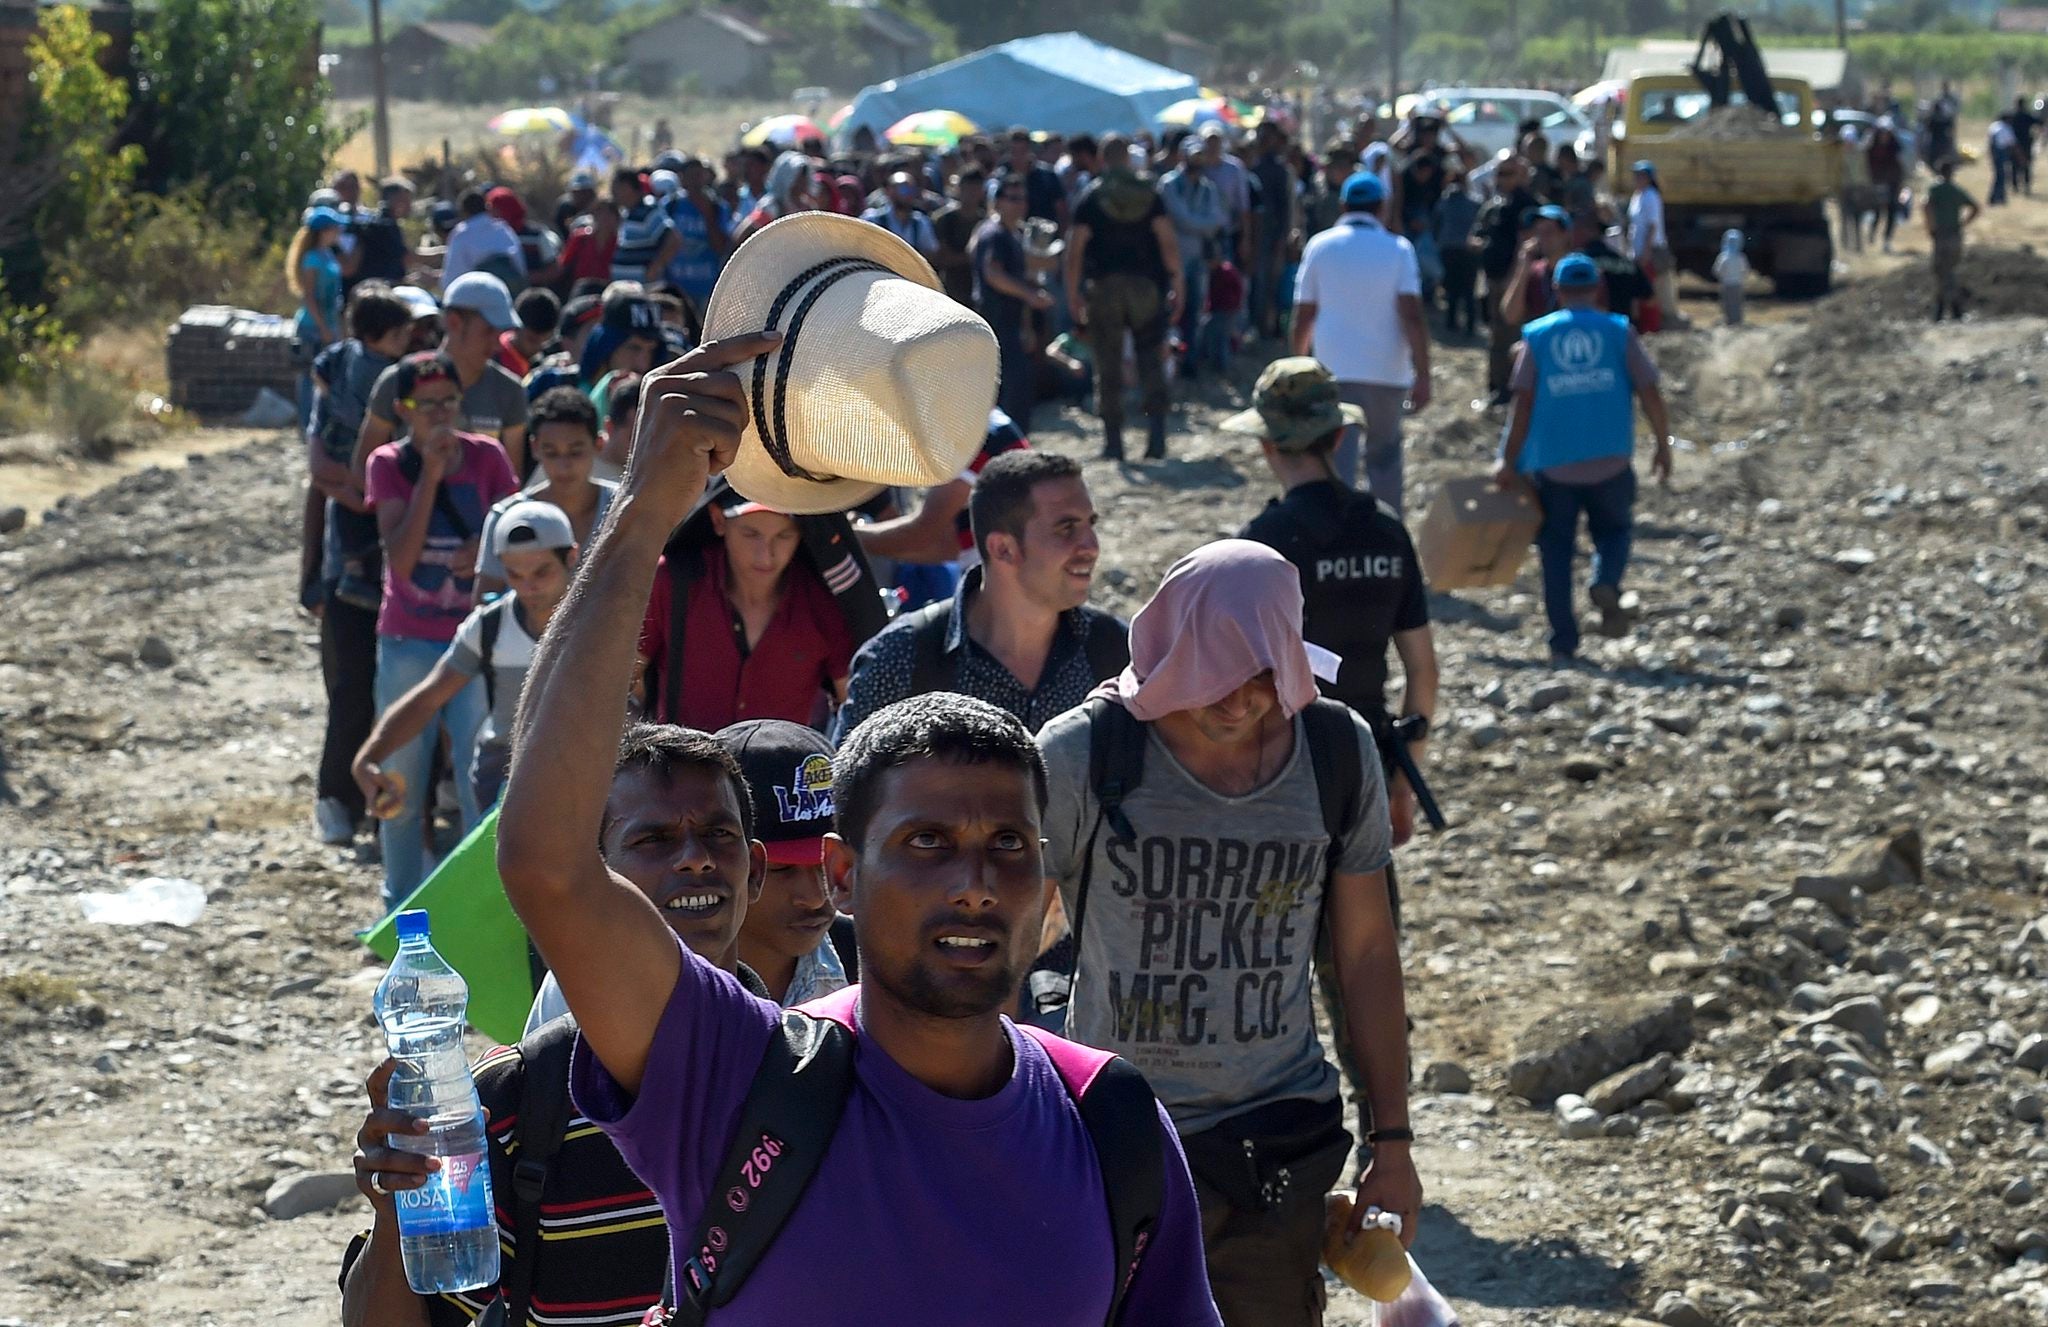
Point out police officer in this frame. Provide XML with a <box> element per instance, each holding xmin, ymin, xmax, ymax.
<box><xmin>1230</xmin><ymin>356</ymin><xmax>1439</xmax><ymax>840</ymax></box>
<box><xmin>1229</xmin><ymin>356</ymin><xmax>1439</xmax><ymax>1176</ymax></box>
<box><xmin>1496</xmin><ymin>252</ymin><xmax>1673</xmax><ymax>665</ymax></box>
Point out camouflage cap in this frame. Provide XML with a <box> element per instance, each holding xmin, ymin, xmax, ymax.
<box><xmin>1221</xmin><ymin>357</ymin><xmax>1366</xmax><ymax>451</ymax></box>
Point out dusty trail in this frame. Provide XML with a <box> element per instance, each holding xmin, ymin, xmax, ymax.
<box><xmin>5</xmin><ymin>151</ymin><xmax>2048</xmax><ymax>1325</ymax></box>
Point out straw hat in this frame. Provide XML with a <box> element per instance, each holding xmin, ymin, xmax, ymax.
<box><xmin>701</xmin><ymin>211</ymin><xmax>999</xmax><ymax>514</ymax></box>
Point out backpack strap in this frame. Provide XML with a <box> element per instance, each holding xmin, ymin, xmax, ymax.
<box><xmin>498</xmin><ymin>1014</ymin><xmax>580</xmax><ymax>1327</ymax></box>
<box><xmin>1068</xmin><ymin>696</ymin><xmax>1145</xmax><ymax>968</ymax></box>
<box><xmin>667</xmin><ymin>1007</ymin><xmax>857</xmax><ymax>1327</ymax></box>
<box><xmin>902</xmin><ymin>599</ymin><xmax>956</xmax><ymax>697</ymax></box>
<box><xmin>1080</xmin><ymin>611</ymin><xmax>1132</xmax><ymax>687</ymax></box>
<box><xmin>478</xmin><ymin>595</ymin><xmax>509</xmax><ymax>716</ymax></box>
<box><xmin>797</xmin><ymin>512</ymin><xmax>889</xmax><ymax>651</ymax></box>
<box><xmin>396</xmin><ymin>441</ymin><xmax>475</xmax><ymax>539</ymax></box>
<box><xmin>1015</xmin><ymin>1027</ymin><xmax>1164</xmax><ymax>1327</ymax></box>
<box><xmin>1300</xmin><ymin>697</ymin><xmax>1364</xmax><ymax>860</ymax></box>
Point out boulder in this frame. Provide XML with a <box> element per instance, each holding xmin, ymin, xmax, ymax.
<box><xmin>1555</xmin><ymin>1094</ymin><xmax>1604</xmax><ymax>1140</ymax></box>
<box><xmin>1652</xmin><ymin>1291</ymin><xmax>1715</xmax><ymax>1327</ymax></box>
<box><xmin>1822</xmin><ymin>1149</ymin><xmax>1889</xmax><ymax>1200</ymax></box>
<box><xmin>1794</xmin><ymin>829</ymin><xmax>1923</xmax><ymax>901</ymax></box>
<box><xmin>1803</xmin><ymin>996</ymin><xmax>1889</xmax><ymax>1053</ymax></box>
<box><xmin>1419</xmin><ymin>1061</ymin><xmax>1473</xmax><ymax>1094</ymax></box>
<box><xmin>1507</xmin><ymin>994</ymin><xmax>1694</xmax><ymax>1106</ymax></box>
<box><xmin>262</xmin><ymin>1170</ymin><xmax>362</xmax><ymax>1220</ymax></box>
<box><xmin>138</xmin><ymin>635</ymin><xmax>176</xmax><ymax>669</ymax></box>
<box><xmin>1585</xmin><ymin>1053</ymin><xmax>1678</xmax><ymax>1116</ymax></box>
<box><xmin>0</xmin><ymin>505</ymin><xmax>26</xmax><ymax>535</ymax></box>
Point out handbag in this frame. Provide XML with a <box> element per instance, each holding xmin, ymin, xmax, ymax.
<box><xmin>1180</xmin><ymin>1094</ymin><xmax>1351</xmax><ymax>1214</ymax></box>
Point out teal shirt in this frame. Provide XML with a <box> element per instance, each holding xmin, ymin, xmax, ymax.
<box><xmin>295</xmin><ymin>249</ymin><xmax>342</xmax><ymax>343</ymax></box>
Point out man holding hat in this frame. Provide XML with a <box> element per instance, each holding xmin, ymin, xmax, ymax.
<box><xmin>1290</xmin><ymin>171</ymin><xmax>1432</xmax><ymax>513</ymax></box>
<box><xmin>1496</xmin><ymin>252</ymin><xmax>1674</xmax><ymax>664</ymax></box>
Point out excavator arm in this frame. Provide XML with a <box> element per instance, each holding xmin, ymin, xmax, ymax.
<box><xmin>1690</xmin><ymin>13</ymin><xmax>1777</xmax><ymax>113</ymax></box>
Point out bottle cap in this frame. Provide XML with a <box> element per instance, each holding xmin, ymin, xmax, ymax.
<box><xmin>394</xmin><ymin>909</ymin><xmax>432</xmax><ymax>944</ymax></box>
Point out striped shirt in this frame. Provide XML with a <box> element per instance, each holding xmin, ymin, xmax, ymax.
<box><xmin>611</xmin><ymin>199</ymin><xmax>674</xmax><ymax>282</ymax></box>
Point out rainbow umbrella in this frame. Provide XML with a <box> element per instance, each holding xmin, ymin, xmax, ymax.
<box><xmin>489</xmin><ymin>105</ymin><xmax>575</xmax><ymax>136</ymax></box>
<box><xmin>828</xmin><ymin>102</ymin><xmax>855</xmax><ymax>130</ymax></box>
<box><xmin>1155</xmin><ymin>96</ymin><xmax>1239</xmax><ymax>130</ymax></box>
<box><xmin>742</xmin><ymin>113</ymin><xmax>824</xmax><ymax>149</ymax></box>
<box><xmin>885</xmin><ymin>109</ymin><xmax>977</xmax><ymax>149</ymax></box>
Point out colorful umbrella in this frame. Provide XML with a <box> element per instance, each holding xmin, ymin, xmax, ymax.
<box><xmin>742</xmin><ymin>113</ymin><xmax>825</xmax><ymax>149</ymax></box>
<box><xmin>885</xmin><ymin>109</ymin><xmax>977</xmax><ymax>149</ymax></box>
<box><xmin>1155</xmin><ymin>97</ymin><xmax>1239</xmax><ymax>130</ymax></box>
<box><xmin>828</xmin><ymin>102</ymin><xmax>855</xmax><ymax>130</ymax></box>
<box><xmin>489</xmin><ymin>105</ymin><xmax>575</xmax><ymax>136</ymax></box>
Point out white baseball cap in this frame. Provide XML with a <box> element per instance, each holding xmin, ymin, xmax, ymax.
<box><xmin>492</xmin><ymin>500</ymin><xmax>577</xmax><ymax>557</ymax></box>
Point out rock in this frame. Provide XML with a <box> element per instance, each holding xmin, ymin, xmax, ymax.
<box><xmin>1602</xmin><ymin>1114</ymin><xmax>1641</xmax><ymax>1138</ymax></box>
<box><xmin>0</xmin><ymin>505</ymin><xmax>25</xmax><ymax>535</ymax></box>
<box><xmin>1727</xmin><ymin>900</ymin><xmax>1775</xmax><ymax>937</ymax></box>
<box><xmin>1799</xmin><ymin>829</ymin><xmax>1924</xmax><ymax>899</ymax></box>
<box><xmin>1562</xmin><ymin>756</ymin><xmax>1608</xmax><ymax>783</ymax></box>
<box><xmin>1465</xmin><ymin>721</ymin><xmax>1507</xmax><ymax>750</ymax></box>
<box><xmin>1728</xmin><ymin>1109</ymin><xmax>1780</xmax><ymax>1145</ymax></box>
<box><xmin>1758</xmin><ymin>1051</ymin><xmax>1823</xmax><ymax>1093</ymax></box>
<box><xmin>1758</xmin><ymin>1156</ymin><xmax>1807</xmax><ymax>1184</ymax></box>
<box><xmin>1805</xmin><ymin>996</ymin><xmax>1889</xmax><ymax>1052</ymax></box>
<box><xmin>1507</xmin><ymin>993</ymin><xmax>1694</xmax><ymax>1106</ymax></box>
<box><xmin>137</xmin><ymin>635</ymin><xmax>175</xmax><ymax>669</ymax></box>
<box><xmin>1773</xmin><ymin>604</ymin><xmax>1809</xmax><ymax>630</ymax></box>
<box><xmin>2004</xmin><ymin>1177</ymin><xmax>2036</xmax><ymax>1206</ymax></box>
<box><xmin>1816</xmin><ymin>1173</ymin><xmax>1848</xmax><ymax>1215</ymax></box>
<box><xmin>1652</xmin><ymin>1291</ymin><xmax>1715</xmax><ymax>1327</ymax></box>
<box><xmin>1831</xmin><ymin>547</ymin><xmax>1878</xmax><ymax>572</ymax></box>
<box><xmin>1556</xmin><ymin>1094</ymin><xmax>1604</xmax><ymax>1140</ymax></box>
<box><xmin>1863</xmin><ymin>1218</ymin><xmax>1909</xmax><ymax>1261</ymax></box>
<box><xmin>1585</xmin><ymin>1053</ymin><xmax>1678</xmax><ymax>1115</ymax></box>
<box><xmin>1528</xmin><ymin>682</ymin><xmax>1574</xmax><ymax>713</ymax></box>
<box><xmin>1725</xmin><ymin>1204</ymin><xmax>1764</xmax><ymax>1241</ymax></box>
<box><xmin>268</xmin><ymin>975</ymin><xmax>324</xmax><ymax>999</ymax></box>
<box><xmin>1901</xmin><ymin>993</ymin><xmax>1943</xmax><ymax>1028</ymax></box>
<box><xmin>1926</xmin><ymin>1035</ymin><xmax>1989</xmax><ymax>1082</ymax></box>
<box><xmin>1647</xmin><ymin>710</ymin><xmax>1698</xmax><ymax>736</ymax></box>
<box><xmin>91</xmin><ymin>1052</ymin><xmax>119</xmax><ymax>1074</ymax></box>
<box><xmin>2012</xmin><ymin>1092</ymin><xmax>2046</xmax><ymax>1124</ymax></box>
<box><xmin>2017</xmin><ymin>1034</ymin><xmax>2048</xmax><ymax>1073</ymax></box>
<box><xmin>1419</xmin><ymin>1061</ymin><xmax>1472</xmax><ymax>1094</ymax></box>
<box><xmin>1907</xmin><ymin>1134</ymin><xmax>1954</xmax><ymax>1168</ymax></box>
<box><xmin>1822</xmin><ymin>1149</ymin><xmax>1890</xmax><ymax>1200</ymax></box>
<box><xmin>1790</xmin><ymin>874</ymin><xmax>1861</xmax><ymax>921</ymax></box>
<box><xmin>261</xmin><ymin>1170</ymin><xmax>362</xmax><ymax>1220</ymax></box>
<box><xmin>1995</xmin><ymin>1228</ymin><xmax>2048</xmax><ymax>1259</ymax></box>
<box><xmin>1755</xmin><ymin>1186</ymin><xmax>1804</xmax><ymax>1213</ymax></box>
<box><xmin>1909</xmin><ymin>1278</ymin><xmax>1964</xmax><ymax>1302</ymax></box>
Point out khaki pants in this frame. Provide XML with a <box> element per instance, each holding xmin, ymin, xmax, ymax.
<box><xmin>1933</xmin><ymin>231</ymin><xmax>1964</xmax><ymax>312</ymax></box>
<box><xmin>1196</xmin><ymin>1177</ymin><xmax>1328</xmax><ymax>1327</ymax></box>
<box><xmin>1084</xmin><ymin>275</ymin><xmax>1170</xmax><ymax>433</ymax></box>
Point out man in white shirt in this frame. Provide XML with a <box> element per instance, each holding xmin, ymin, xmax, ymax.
<box><xmin>1290</xmin><ymin>172</ymin><xmax>1433</xmax><ymax>512</ymax></box>
<box><xmin>440</xmin><ymin>190</ymin><xmax>526</xmax><ymax>291</ymax></box>
<box><xmin>1627</xmin><ymin>160</ymin><xmax>1684</xmax><ymax>327</ymax></box>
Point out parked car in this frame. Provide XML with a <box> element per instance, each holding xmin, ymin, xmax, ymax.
<box><xmin>1411</xmin><ymin>87</ymin><xmax>1598</xmax><ymax>162</ymax></box>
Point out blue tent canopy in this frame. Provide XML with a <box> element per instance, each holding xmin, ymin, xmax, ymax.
<box><xmin>845</xmin><ymin>32</ymin><xmax>1200</xmax><ymax>141</ymax></box>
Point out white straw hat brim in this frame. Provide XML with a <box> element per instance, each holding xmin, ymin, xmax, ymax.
<box><xmin>701</xmin><ymin>211</ymin><xmax>999</xmax><ymax>515</ymax></box>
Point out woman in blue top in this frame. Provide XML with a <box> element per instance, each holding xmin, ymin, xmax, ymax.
<box><xmin>289</xmin><ymin>205</ymin><xmax>346</xmax><ymax>427</ymax></box>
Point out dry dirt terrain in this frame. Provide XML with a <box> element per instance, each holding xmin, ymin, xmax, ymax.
<box><xmin>6</xmin><ymin>158</ymin><xmax>2048</xmax><ymax>1326</ymax></box>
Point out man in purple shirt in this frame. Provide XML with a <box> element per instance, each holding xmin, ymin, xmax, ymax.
<box><xmin>498</xmin><ymin>332</ymin><xmax>1221</xmax><ymax>1326</ymax></box>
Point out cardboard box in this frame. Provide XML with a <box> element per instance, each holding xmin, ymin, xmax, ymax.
<box><xmin>1416</xmin><ymin>476</ymin><xmax>1541</xmax><ymax>590</ymax></box>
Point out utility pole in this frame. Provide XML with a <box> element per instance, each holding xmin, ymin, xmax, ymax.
<box><xmin>370</xmin><ymin>0</ymin><xmax>391</xmax><ymax>180</ymax></box>
<box><xmin>1390</xmin><ymin>0</ymin><xmax>1401</xmax><ymax>102</ymax></box>
<box><xmin>1834</xmin><ymin>0</ymin><xmax>1848</xmax><ymax>50</ymax></box>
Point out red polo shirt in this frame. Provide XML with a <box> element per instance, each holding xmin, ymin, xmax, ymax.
<box><xmin>639</xmin><ymin>545</ymin><xmax>854</xmax><ymax>731</ymax></box>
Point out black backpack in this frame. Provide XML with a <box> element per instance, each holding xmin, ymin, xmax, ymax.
<box><xmin>474</xmin><ymin>1017</ymin><xmax>580</xmax><ymax>1327</ymax></box>
<box><xmin>1035</xmin><ymin>696</ymin><xmax>1365</xmax><ymax>1018</ymax></box>
<box><xmin>475</xmin><ymin>594</ymin><xmax>516</xmax><ymax>714</ymax></box>
<box><xmin>902</xmin><ymin>599</ymin><xmax>1131</xmax><ymax>697</ymax></box>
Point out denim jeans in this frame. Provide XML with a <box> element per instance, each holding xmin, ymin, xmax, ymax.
<box><xmin>1534</xmin><ymin>467</ymin><xmax>1637</xmax><ymax>658</ymax></box>
<box><xmin>374</xmin><ymin>633</ymin><xmax>488</xmax><ymax>912</ymax></box>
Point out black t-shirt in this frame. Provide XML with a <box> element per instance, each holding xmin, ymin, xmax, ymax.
<box><xmin>932</xmin><ymin>203</ymin><xmax>982</xmax><ymax>305</ymax></box>
<box><xmin>995</xmin><ymin>161</ymin><xmax>1065</xmax><ymax>222</ymax></box>
<box><xmin>350</xmin><ymin>209</ymin><xmax>409</xmax><ymax>289</ymax></box>
<box><xmin>1073</xmin><ymin>173</ymin><xmax>1168</xmax><ymax>285</ymax></box>
<box><xmin>1240</xmin><ymin>479</ymin><xmax>1428</xmax><ymax>724</ymax></box>
<box><xmin>971</xmin><ymin>215</ymin><xmax>1028</xmax><ymax>339</ymax></box>
<box><xmin>1580</xmin><ymin>237</ymin><xmax>1653</xmax><ymax>312</ymax></box>
<box><xmin>1478</xmin><ymin>186</ymin><xmax>1537</xmax><ymax>279</ymax></box>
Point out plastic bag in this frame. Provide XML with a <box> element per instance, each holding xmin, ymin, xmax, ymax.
<box><xmin>79</xmin><ymin>877</ymin><xmax>207</xmax><ymax>926</ymax></box>
<box><xmin>1369</xmin><ymin>1254</ymin><xmax>1461</xmax><ymax>1327</ymax></box>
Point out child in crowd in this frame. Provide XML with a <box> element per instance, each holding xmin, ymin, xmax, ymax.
<box><xmin>1198</xmin><ymin>259</ymin><xmax>1246</xmax><ymax>376</ymax></box>
<box><xmin>1711</xmin><ymin>228</ymin><xmax>1751</xmax><ymax>327</ymax></box>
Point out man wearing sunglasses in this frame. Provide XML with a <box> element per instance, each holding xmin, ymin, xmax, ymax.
<box><xmin>361</xmin><ymin>350</ymin><xmax>521</xmax><ymax>910</ymax></box>
<box><xmin>861</xmin><ymin>170</ymin><xmax>940</xmax><ymax>261</ymax></box>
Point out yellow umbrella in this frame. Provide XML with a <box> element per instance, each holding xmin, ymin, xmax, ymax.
<box><xmin>489</xmin><ymin>106</ymin><xmax>574</xmax><ymax>136</ymax></box>
<box><xmin>885</xmin><ymin>109</ymin><xmax>977</xmax><ymax>149</ymax></box>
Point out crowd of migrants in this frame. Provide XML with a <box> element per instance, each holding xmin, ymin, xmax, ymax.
<box><xmin>287</xmin><ymin>100</ymin><xmax>1687</xmax><ymax>1325</ymax></box>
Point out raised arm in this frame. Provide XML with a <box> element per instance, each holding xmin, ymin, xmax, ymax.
<box><xmin>498</xmin><ymin>333</ymin><xmax>780</xmax><ymax>1096</ymax></box>
<box><xmin>855</xmin><ymin>476</ymin><xmax>971</xmax><ymax>564</ymax></box>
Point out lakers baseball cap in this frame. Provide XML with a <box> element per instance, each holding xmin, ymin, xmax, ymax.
<box><xmin>1220</xmin><ymin>356</ymin><xmax>1366</xmax><ymax>452</ymax></box>
<box><xmin>715</xmin><ymin>720</ymin><xmax>836</xmax><ymax>865</ymax></box>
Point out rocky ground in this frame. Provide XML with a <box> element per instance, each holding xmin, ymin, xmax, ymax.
<box><xmin>6</xmin><ymin>194</ymin><xmax>2048</xmax><ymax>1325</ymax></box>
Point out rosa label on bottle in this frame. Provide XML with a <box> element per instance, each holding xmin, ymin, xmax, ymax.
<box><xmin>395</xmin><ymin>1149</ymin><xmax>493</xmax><ymax>1237</ymax></box>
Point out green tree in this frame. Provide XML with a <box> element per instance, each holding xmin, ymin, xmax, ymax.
<box><xmin>132</xmin><ymin>0</ymin><xmax>351</xmax><ymax>232</ymax></box>
<box><xmin>13</xmin><ymin>5</ymin><xmax>142</xmax><ymax>247</ymax></box>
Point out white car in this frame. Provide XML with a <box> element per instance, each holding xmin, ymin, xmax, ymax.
<box><xmin>1412</xmin><ymin>87</ymin><xmax>1598</xmax><ymax>163</ymax></box>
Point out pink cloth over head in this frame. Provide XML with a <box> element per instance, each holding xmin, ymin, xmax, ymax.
<box><xmin>1113</xmin><ymin>539</ymin><xmax>1319</xmax><ymax>721</ymax></box>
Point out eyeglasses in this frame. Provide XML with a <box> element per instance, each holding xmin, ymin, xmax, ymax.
<box><xmin>402</xmin><ymin>394</ymin><xmax>461</xmax><ymax>412</ymax></box>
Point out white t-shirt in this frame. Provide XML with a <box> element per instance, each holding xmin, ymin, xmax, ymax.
<box><xmin>1628</xmin><ymin>186</ymin><xmax>1667</xmax><ymax>258</ymax></box>
<box><xmin>1991</xmin><ymin>119</ymin><xmax>2018</xmax><ymax>151</ymax></box>
<box><xmin>1294</xmin><ymin>214</ymin><xmax>1421</xmax><ymax>388</ymax></box>
<box><xmin>441</xmin><ymin>215</ymin><xmax>525</xmax><ymax>289</ymax></box>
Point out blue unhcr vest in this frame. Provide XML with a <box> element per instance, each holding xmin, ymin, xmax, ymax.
<box><xmin>1519</xmin><ymin>307</ymin><xmax>1636</xmax><ymax>475</ymax></box>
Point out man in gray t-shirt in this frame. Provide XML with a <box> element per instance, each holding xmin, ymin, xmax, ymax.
<box><xmin>1035</xmin><ymin>538</ymin><xmax>1418</xmax><ymax>1327</ymax></box>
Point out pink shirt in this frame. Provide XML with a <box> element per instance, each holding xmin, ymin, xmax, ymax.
<box><xmin>365</xmin><ymin>433</ymin><xmax>519</xmax><ymax>641</ymax></box>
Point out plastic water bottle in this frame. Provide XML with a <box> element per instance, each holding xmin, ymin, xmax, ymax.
<box><xmin>373</xmin><ymin>910</ymin><xmax>500</xmax><ymax>1294</ymax></box>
